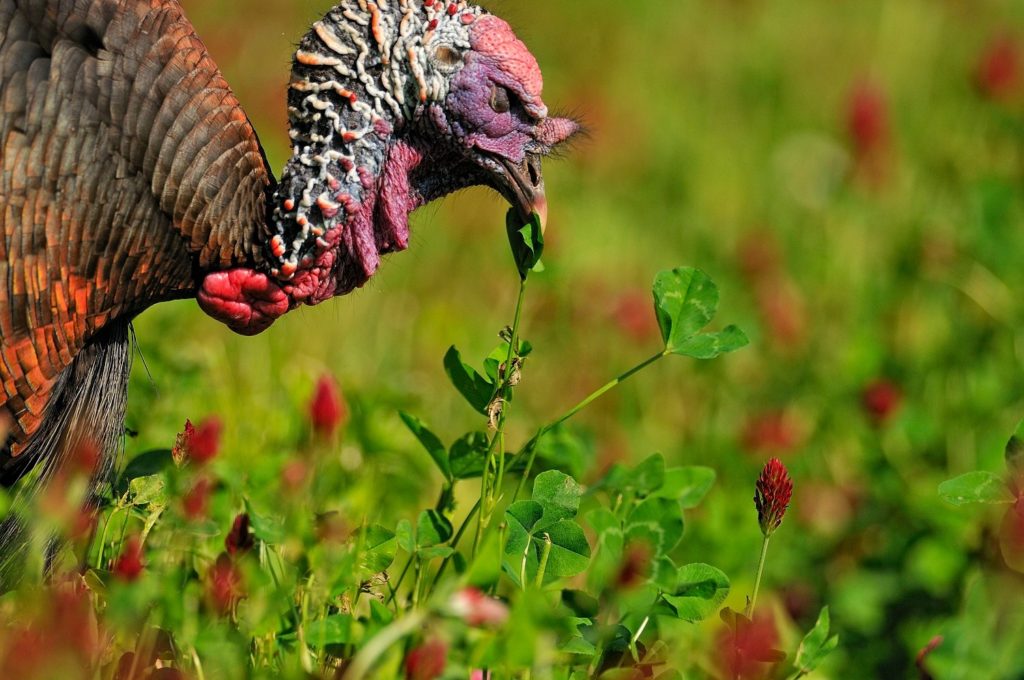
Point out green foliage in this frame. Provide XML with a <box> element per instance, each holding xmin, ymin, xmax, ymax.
<box><xmin>938</xmin><ymin>471</ymin><xmax>1015</xmax><ymax>506</ymax></box>
<box><xmin>652</xmin><ymin>268</ymin><xmax>749</xmax><ymax>359</ymax></box>
<box><xmin>791</xmin><ymin>606</ymin><xmax>839</xmax><ymax>677</ymax></box>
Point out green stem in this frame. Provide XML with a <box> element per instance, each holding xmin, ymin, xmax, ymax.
<box><xmin>513</xmin><ymin>350</ymin><xmax>668</xmax><ymax>501</ymax></box>
<box><xmin>534</xmin><ymin>533</ymin><xmax>552</xmax><ymax>588</ymax></box>
<box><xmin>429</xmin><ymin>498</ymin><xmax>482</xmax><ymax>593</ymax></box>
<box><xmin>746</xmin><ymin>534</ymin><xmax>771</xmax><ymax>618</ymax></box>
<box><xmin>474</xmin><ymin>279</ymin><xmax>529</xmax><ymax>555</ymax></box>
<box><xmin>342</xmin><ymin>610</ymin><xmax>427</xmax><ymax>680</ymax></box>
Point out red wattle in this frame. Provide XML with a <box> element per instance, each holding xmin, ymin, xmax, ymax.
<box><xmin>197</xmin><ymin>269</ymin><xmax>291</xmax><ymax>336</ymax></box>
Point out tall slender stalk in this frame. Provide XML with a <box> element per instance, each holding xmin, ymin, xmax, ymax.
<box><xmin>745</xmin><ymin>534</ymin><xmax>771</xmax><ymax>618</ymax></box>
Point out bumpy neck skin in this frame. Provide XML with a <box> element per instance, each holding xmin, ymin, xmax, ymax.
<box><xmin>267</xmin><ymin>0</ymin><xmax>483</xmax><ymax>305</ymax></box>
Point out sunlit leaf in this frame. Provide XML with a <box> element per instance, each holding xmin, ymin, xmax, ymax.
<box><xmin>399</xmin><ymin>412</ymin><xmax>450</xmax><ymax>482</ymax></box>
<box><xmin>443</xmin><ymin>346</ymin><xmax>493</xmax><ymax>415</ymax></box>
<box><xmin>662</xmin><ymin>563</ymin><xmax>730</xmax><ymax>622</ymax></box>
<box><xmin>938</xmin><ymin>471</ymin><xmax>1015</xmax><ymax>506</ymax></box>
<box><xmin>794</xmin><ymin>606</ymin><xmax>839</xmax><ymax>674</ymax></box>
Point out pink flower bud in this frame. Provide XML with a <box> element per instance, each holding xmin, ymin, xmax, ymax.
<box><xmin>449</xmin><ymin>588</ymin><xmax>509</xmax><ymax>627</ymax></box>
<box><xmin>309</xmin><ymin>374</ymin><xmax>347</xmax><ymax>437</ymax></box>
<box><xmin>754</xmin><ymin>458</ymin><xmax>793</xmax><ymax>537</ymax></box>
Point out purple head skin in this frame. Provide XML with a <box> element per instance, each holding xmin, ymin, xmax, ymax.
<box><xmin>198</xmin><ymin>1</ymin><xmax>578</xmax><ymax>335</ymax></box>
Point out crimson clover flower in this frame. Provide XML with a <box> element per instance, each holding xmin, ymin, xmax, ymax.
<box><xmin>754</xmin><ymin>458</ymin><xmax>793</xmax><ymax>537</ymax></box>
<box><xmin>309</xmin><ymin>373</ymin><xmax>347</xmax><ymax>437</ymax></box>
<box><xmin>172</xmin><ymin>417</ymin><xmax>222</xmax><ymax>465</ymax></box>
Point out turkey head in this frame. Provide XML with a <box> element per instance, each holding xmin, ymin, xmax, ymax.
<box><xmin>197</xmin><ymin>1</ymin><xmax>579</xmax><ymax>335</ymax></box>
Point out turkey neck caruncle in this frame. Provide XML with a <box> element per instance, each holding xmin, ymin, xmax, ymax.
<box><xmin>198</xmin><ymin>0</ymin><xmax>487</xmax><ymax>335</ymax></box>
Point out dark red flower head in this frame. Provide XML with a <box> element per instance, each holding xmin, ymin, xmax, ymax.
<box><xmin>976</xmin><ymin>35</ymin><xmax>1020</xmax><ymax>101</ymax></box>
<box><xmin>405</xmin><ymin>638</ymin><xmax>447</xmax><ymax>680</ymax></box>
<box><xmin>207</xmin><ymin>553</ymin><xmax>246</xmax><ymax>616</ymax></box>
<box><xmin>754</xmin><ymin>458</ymin><xmax>793</xmax><ymax>537</ymax></box>
<box><xmin>862</xmin><ymin>378</ymin><xmax>903</xmax><ymax>424</ymax></box>
<box><xmin>113</xmin><ymin>536</ymin><xmax>144</xmax><ymax>582</ymax></box>
<box><xmin>173</xmin><ymin>417</ymin><xmax>222</xmax><ymax>465</ymax></box>
<box><xmin>847</xmin><ymin>80</ymin><xmax>889</xmax><ymax>158</ymax></box>
<box><xmin>309</xmin><ymin>374</ymin><xmax>347</xmax><ymax>437</ymax></box>
<box><xmin>225</xmin><ymin>514</ymin><xmax>255</xmax><ymax>556</ymax></box>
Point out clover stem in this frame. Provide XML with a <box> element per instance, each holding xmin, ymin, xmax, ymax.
<box><xmin>475</xmin><ymin>279</ymin><xmax>529</xmax><ymax>557</ymax></box>
<box><xmin>746</xmin><ymin>534</ymin><xmax>771</xmax><ymax>618</ymax></box>
<box><xmin>534</xmin><ymin>532</ymin><xmax>553</xmax><ymax>588</ymax></box>
<box><xmin>513</xmin><ymin>349</ymin><xmax>668</xmax><ymax>502</ymax></box>
<box><xmin>429</xmin><ymin>497</ymin><xmax>482</xmax><ymax>593</ymax></box>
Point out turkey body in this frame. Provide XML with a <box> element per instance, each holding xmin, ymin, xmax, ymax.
<box><xmin>0</xmin><ymin>0</ymin><xmax>577</xmax><ymax>564</ymax></box>
<box><xmin>0</xmin><ymin>0</ymin><xmax>273</xmax><ymax>485</ymax></box>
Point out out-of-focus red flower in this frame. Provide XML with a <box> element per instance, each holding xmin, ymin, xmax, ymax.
<box><xmin>976</xmin><ymin>35</ymin><xmax>1020</xmax><ymax>100</ymax></box>
<box><xmin>611</xmin><ymin>289</ymin><xmax>660</xmax><ymax>344</ymax></box>
<box><xmin>615</xmin><ymin>541</ymin><xmax>653</xmax><ymax>590</ymax></box>
<box><xmin>862</xmin><ymin>378</ymin><xmax>903</xmax><ymax>425</ymax></box>
<box><xmin>0</xmin><ymin>581</ymin><xmax>102</xmax><ymax>678</ymax></box>
<box><xmin>1000</xmin><ymin>496</ymin><xmax>1024</xmax><ymax>573</ymax></box>
<box><xmin>405</xmin><ymin>639</ymin><xmax>447</xmax><ymax>680</ymax></box>
<box><xmin>113</xmin><ymin>537</ymin><xmax>144</xmax><ymax>582</ymax></box>
<box><xmin>173</xmin><ymin>418</ymin><xmax>222</xmax><ymax>465</ymax></box>
<box><xmin>470</xmin><ymin>671</ymin><xmax>492</xmax><ymax>680</ymax></box>
<box><xmin>182</xmin><ymin>478</ymin><xmax>212</xmax><ymax>521</ymax></box>
<box><xmin>754</xmin><ymin>458</ymin><xmax>793</xmax><ymax>537</ymax></box>
<box><xmin>71</xmin><ymin>507</ymin><xmax>99</xmax><ymax>542</ymax></box>
<box><xmin>449</xmin><ymin>588</ymin><xmax>509</xmax><ymax>627</ymax></box>
<box><xmin>714</xmin><ymin>612</ymin><xmax>782</xmax><ymax>680</ymax></box>
<box><xmin>225</xmin><ymin>514</ymin><xmax>255</xmax><ymax>556</ymax></box>
<box><xmin>70</xmin><ymin>439</ymin><xmax>101</xmax><ymax>477</ymax></box>
<box><xmin>847</xmin><ymin>81</ymin><xmax>889</xmax><ymax>158</ymax></box>
<box><xmin>309</xmin><ymin>374</ymin><xmax>347</xmax><ymax>437</ymax></box>
<box><xmin>207</xmin><ymin>554</ymin><xmax>245</xmax><ymax>616</ymax></box>
<box><xmin>741</xmin><ymin>411</ymin><xmax>800</xmax><ymax>455</ymax></box>
<box><xmin>280</xmin><ymin>460</ymin><xmax>308</xmax><ymax>492</ymax></box>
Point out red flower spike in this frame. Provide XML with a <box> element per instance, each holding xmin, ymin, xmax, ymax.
<box><xmin>862</xmin><ymin>378</ymin><xmax>903</xmax><ymax>425</ymax></box>
<box><xmin>173</xmin><ymin>417</ymin><xmax>222</xmax><ymax>465</ymax></box>
<box><xmin>309</xmin><ymin>374</ymin><xmax>347</xmax><ymax>437</ymax></box>
<box><xmin>113</xmin><ymin>536</ymin><xmax>144</xmax><ymax>582</ymax></box>
<box><xmin>714</xmin><ymin>612</ymin><xmax>782</xmax><ymax>680</ymax></box>
<box><xmin>405</xmin><ymin>639</ymin><xmax>447</xmax><ymax>680</ymax></box>
<box><xmin>754</xmin><ymin>458</ymin><xmax>793</xmax><ymax>537</ymax></box>
<box><xmin>976</xmin><ymin>36</ymin><xmax>1020</xmax><ymax>100</ymax></box>
<box><xmin>225</xmin><ymin>513</ymin><xmax>255</xmax><ymax>556</ymax></box>
<box><xmin>742</xmin><ymin>411</ymin><xmax>800</xmax><ymax>455</ymax></box>
<box><xmin>208</xmin><ymin>553</ymin><xmax>245</xmax><ymax>615</ymax></box>
<box><xmin>183</xmin><ymin>477</ymin><xmax>213</xmax><ymax>520</ymax></box>
<box><xmin>847</xmin><ymin>81</ymin><xmax>889</xmax><ymax>158</ymax></box>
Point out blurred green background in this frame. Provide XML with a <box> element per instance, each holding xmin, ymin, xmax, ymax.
<box><xmin>124</xmin><ymin>0</ymin><xmax>1024</xmax><ymax>676</ymax></box>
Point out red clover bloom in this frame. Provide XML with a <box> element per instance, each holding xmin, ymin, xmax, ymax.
<box><xmin>754</xmin><ymin>458</ymin><xmax>793</xmax><ymax>537</ymax></box>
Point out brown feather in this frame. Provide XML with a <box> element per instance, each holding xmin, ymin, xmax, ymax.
<box><xmin>0</xmin><ymin>0</ymin><xmax>272</xmax><ymax>466</ymax></box>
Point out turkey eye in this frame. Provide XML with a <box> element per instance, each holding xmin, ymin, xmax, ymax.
<box><xmin>433</xmin><ymin>46</ymin><xmax>462</xmax><ymax>68</ymax></box>
<box><xmin>490</xmin><ymin>85</ymin><xmax>511</xmax><ymax>114</ymax></box>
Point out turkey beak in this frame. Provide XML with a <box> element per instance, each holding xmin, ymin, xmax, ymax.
<box><xmin>499</xmin><ymin>154</ymin><xmax>547</xmax><ymax>232</ymax></box>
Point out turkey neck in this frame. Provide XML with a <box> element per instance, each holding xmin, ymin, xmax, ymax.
<box><xmin>266</xmin><ymin>0</ymin><xmax>481</xmax><ymax>306</ymax></box>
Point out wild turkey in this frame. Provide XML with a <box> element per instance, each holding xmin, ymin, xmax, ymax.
<box><xmin>0</xmin><ymin>1</ymin><xmax>576</xmax><ymax>511</ymax></box>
